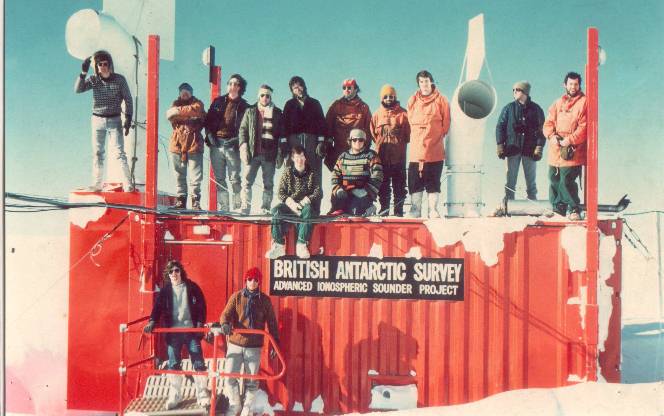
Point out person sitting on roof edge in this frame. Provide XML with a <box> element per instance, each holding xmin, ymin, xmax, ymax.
<box><xmin>239</xmin><ymin>84</ymin><xmax>285</xmax><ymax>216</ymax></box>
<box><xmin>166</xmin><ymin>82</ymin><xmax>206</xmax><ymax>210</ymax></box>
<box><xmin>267</xmin><ymin>145</ymin><xmax>322</xmax><ymax>259</ymax></box>
<box><xmin>329</xmin><ymin>129</ymin><xmax>383</xmax><ymax>217</ymax></box>
<box><xmin>143</xmin><ymin>260</ymin><xmax>210</xmax><ymax>410</ymax></box>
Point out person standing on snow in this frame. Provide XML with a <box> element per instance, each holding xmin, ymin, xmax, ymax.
<box><xmin>542</xmin><ymin>71</ymin><xmax>588</xmax><ymax>221</ymax></box>
<box><xmin>323</xmin><ymin>78</ymin><xmax>372</xmax><ymax>172</ymax></box>
<box><xmin>370</xmin><ymin>84</ymin><xmax>410</xmax><ymax>216</ymax></box>
<box><xmin>75</xmin><ymin>50</ymin><xmax>134</xmax><ymax>192</ymax></box>
<box><xmin>219</xmin><ymin>267</ymin><xmax>280</xmax><ymax>416</ymax></box>
<box><xmin>238</xmin><ymin>84</ymin><xmax>285</xmax><ymax>215</ymax></box>
<box><xmin>205</xmin><ymin>74</ymin><xmax>249</xmax><ymax>212</ymax></box>
<box><xmin>494</xmin><ymin>81</ymin><xmax>546</xmax><ymax>205</ymax></box>
<box><xmin>406</xmin><ymin>70</ymin><xmax>450</xmax><ymax>218</ymax></box>
<box><xmin>143</xmin><ymin>260</ymin><xmax>210</xmax><ymax>410</ymax></box>
<box><xmin>166</xmin><ymin>82</ymin><xmax>206</xmax><ymax>210</ymax></box>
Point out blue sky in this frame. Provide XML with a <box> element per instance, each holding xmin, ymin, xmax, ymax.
<box><xmin>5</xmin><ymin>0</ymin><xmax>664</xmax><ymax>235</ymax></box>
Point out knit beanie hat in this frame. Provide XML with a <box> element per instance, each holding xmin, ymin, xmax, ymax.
<box><xmin>349</xmin><ymin>129</ymin><xmax>366</xmax><ymax>140</ymax></box>
<box><xmin>513</xmin><ymin>81</ymin><xmax>531</xmax><ymax>95</ymax></box>
<box><xmin>244</xmin><ymin>267</ymin><xmax>262</xmax><ymax>284</ymax></box>
<box><xmin>179</xmin><ymin>82</ymin><xmax>193</xmax><ymax>94</ymax></box>
<box><xmin>380</xmin><ymin>84</ymin><xmax>397</xmax><ymax>99</ymax></box>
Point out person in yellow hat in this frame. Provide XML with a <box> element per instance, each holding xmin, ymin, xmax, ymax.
<box><xmin>370</xmin><ymin>84</ymin><xmax>410</xmax><ymax>216</ymax></box>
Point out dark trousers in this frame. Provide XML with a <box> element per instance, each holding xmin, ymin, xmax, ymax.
<box><xmin>408</xmin><ymin>161</ymin><xmax>444</xmax><ymax>194</ymax></box>
<box><xmin>330</xmin><ymin>190</ymin><xmax>373</xmax><ymax>215</ymax></box>
<box><xmin>379</xmin><ymin>163</ymin><xmax>407</xmax><ymax>216</ymax></box>
<box><xmin>548</xmin><ymin>165</ymin><xmax>582</xmax><ymax>214</ymax></box>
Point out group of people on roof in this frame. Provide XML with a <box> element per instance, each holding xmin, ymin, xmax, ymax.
<box><xmin>76</xmin><ymin>50</ymin><xmax>588</xmax><ymax>259</ymax></box>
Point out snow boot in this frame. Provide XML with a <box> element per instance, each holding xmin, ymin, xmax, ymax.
<box><xmin>296</xmin><ymin>242</ymin><xmax>310</xmax><ymax>259</ymax></box>
<box><xmin>194</xmin><ymin>375</ymin><xmax>210</xmax><ymax>407</ymax></box>
<box><xmin>165</xmin><ymin>374</ymin><xmax>183</xmax><ymax>410</ymax></box>
<box><xmin>428</xmin><ymin>192</ymin><xmax>441</xmax><ymax>218</ymax></box>
<box><xmin>266</xmin><ymin>241</ymin><xmax>286</xmax><ymax>259</ymax></box>
<box><xmin>407</xmin><ymin>192</ymin><xmax>423</xmax><ymax>218</ymax></box>
<box><xmin>172</xmin><ymin>196</ymin><xmax>187</xmax><ymax>210</ymax></box>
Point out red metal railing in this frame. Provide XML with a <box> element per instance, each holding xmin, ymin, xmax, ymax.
<box><xmin>119</xmin><ymin>317</ymin><xmax>286</xmax><ymax>416</ymax></box>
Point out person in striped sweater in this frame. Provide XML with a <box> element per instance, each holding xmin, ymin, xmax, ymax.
<box><xmin>329</xmin><ymin>129</ymin><xmax>383</xmax><ymax>216</ymax></box>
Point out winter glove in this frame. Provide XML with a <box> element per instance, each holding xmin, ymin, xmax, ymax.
<box><xmin>143</xmin><ymin>321</ymin><xmax>155</xmax><ymax>333</ymax></box>
<box><xmin>239</xmin><ymin>143</ymin><xmax>250</xmax><ymax>165</ymax></box>
<box><xmin>285</xmin><ymin>197</ymin><xmax>302</xmax><ymax>215</ymax></box>
<box><xmin>204</xmin><ymin>133</ymin><xmax>216</xmax><ymax>147</ymax></box>
<box><xmin>82</xmin><ymin>57</ymin><xmax>91</xmax><ymax>73</ymax></box>
<box><xmin>351</xmin><ymin>188</ymin><xmax>368</xmax><ymax>198</ymax></box>
<box><xmin>220</xmin><ymin>322</ymin><xmax>232</xmax><ymax>336</ymax></box>
<box><xmin>205</xmin><ymin>322</ymin><xmax>222</xmax><ymax>343</ymax></box>
<box><xmin>166</xmin><ymin>107</ymin><xmax>179</xmax><ymax>120</ymax></box>
<box><xmin>558</xmin><ymin>137</ymin><xmax>571</xmax><ymax>147</ymax></box>
<box><xmin>334</xmin><ymin>188</ymin><xmax>348</xmax><ymax>200</ymax></box>
<box><xmin>532</xmin><ymin>145</ymin><xmax>543</xmax><ymax>161</ymax></box>
<box><xmin>497</xmin><ymin>144</ymin><xmax>506</xmax><ymax>159</ymax></box>
<box><xmin>549</xmin><ymin>134</ymin><xmax>563</xmax><ymax>143</ymax></box>
<box><xmin>315</xmin><ymin>141</ymin><xmax>329</xmax><ymax>158</ymax></box>
<box><xmin>278</xmin><ymin>140</ymin><xmax>290</xmax><ymax>156</ymax></box>
<box><xmin>123</xmin><ymin>117</ymin><xmax>132</xmax><ymax>136</ymax></box>
<box><xmin>299</xmin><ymin>196</ymin><xmax>311</xmax><ymax>206</ymax></box>
<box><xmin>275</xmin><ymin>150</ymin><xmax>285</xmax><ymax>169</ymax></box>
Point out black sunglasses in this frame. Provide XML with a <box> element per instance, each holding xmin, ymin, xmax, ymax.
<box><xmin>169</xmin><ymin>268</ymin><xmax>181</xmax><ymax>274</ymax></box>
<box><xmin>350</xmin><ymin>137</ymin><xmax>365</xmax><ymax>142</ymax></box>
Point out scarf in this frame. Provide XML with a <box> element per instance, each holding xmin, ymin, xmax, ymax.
<box><xmin>242</xmin><ymin>288</ymin><xmax>260</xmax><ymax>328</ymax></box>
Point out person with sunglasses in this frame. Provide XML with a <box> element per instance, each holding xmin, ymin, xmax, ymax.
<box><xmin>143</xmin><ymin>260</ymin><xmax>209</xmax><ymax>410</ymax></box>
<box><xmin>238</xmin><ymin>85</ymin><xmax>285</xmax><ymax>215</ymax></box>
<box><xmin>493</xmin><ymin>81</ymin><xmax>546</xmax><ymax>213</ymax></box>
<box><xmin>406</xmin><ymin>70</ymin><xmax>450</xmax><ymax>218</ymax></box>
<box><xmin>205</xmin><ymin>74</ymin><xmax>249</xmax><ymax>212</ymax></box>
<box><xmin>323</xmin><ymin>78</ymin><xmax>372</xmax><ymax>172</ymax></box>
<box><xmin>75</xmin><ymin>50</ymin><xmax>134</xmax><ymax>192</ymax></box>
<box><xmin>370</xmin><ymin>84</ymin><xmax>410</xmax><ymax>216</ymax></box>
<box><xmin>166</xmin><ymin>82</ymin><xmax>206</xmax><ymax>210</ymax></box>
<box><xmin>219</xmin><ymin>267</ymin><xmax>279</xmax><ymax>416</ymax></box>
<box><xmin>329</xmin><ymin>129</ymin><xmax>383</xmax><ymax>216</ymax></box>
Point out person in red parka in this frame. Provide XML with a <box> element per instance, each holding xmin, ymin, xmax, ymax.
<box><xmin>406</xmin><ymin>70</ymin><xmax>450</xmax><ymax>218</ymax></box>
<box><xmin>323</xmin><ymin>78</ymin><xmax>372</xmax><ymax>171</ymax></box>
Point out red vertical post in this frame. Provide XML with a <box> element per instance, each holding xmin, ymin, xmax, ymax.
<box><xmin>585</xmin><ymin>27</ymin><xmax>599</xmax><ymax>380</ymax></box>
<box><xmin>208</xmin><ymin>65</ymin><xmax>222</xmax><ymax>211</ymax></box>
<box><xmin>143</xmin><ymin>35</ymin><xmax>159</xmax><ymax>313</ymax></box>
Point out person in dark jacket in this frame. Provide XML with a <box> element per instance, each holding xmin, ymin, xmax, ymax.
<box><xmin>495</xmin><ymin>81</ymin><xmax>546</xmax><ymax>202</ymax></box>
<box><xmin>143</xmin><ymin>260</ymin><xmax>209</xmax><ymax>410</ymax></box>
<box><xmin>267</xmin><ymin>145</ymin><xmax>322</xmax><ymax>259</ymax></box>
<box><xmin>239</xmin><ymin>84</ymin><xmax>285</xmax><ymax>215</ymax></box>
<box><xmin>330</xmin><ymin>129</ymin><xmax>383</xmax><ymax>216</ymax></box>
<box><xmin>282</xmin><ymin>76</ymin><xmax>328</xmax><ymax>187</ymax></box>
<box><xmin>220</xmin><ymin>267</ymin><xmax>279</xmax><ymax>416</ymax></box>
<box><xmin>205</xmin><ymin>74</ymin><xmax>249</xmax><ymax>212</ymax></box>
<box><xmin>75</xmin><ymin>50</ymin><xmax>134</xmax><ymax>192</ymax></box>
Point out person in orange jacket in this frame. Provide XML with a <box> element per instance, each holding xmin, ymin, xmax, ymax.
<box><xmin>323</xmin><ymin>79</ymin><xmax>372</xmax><ymax>171</ymax></box>
<box><xmin>370</xmin><ymin>84</ymin><xmax>410</xmax><ymax>216</ymax></box>
<box><xmin>542</xmin><ymin>72</ymin><xmax>587</xmax><ymax>221</ymax></box>
<box><xmin>166</xmin><ymin>83</ymin><xmax>206</xmax><ymax>210</ymax></box>
<box><xmin>406</xmin><ymin>70</ymin><xmax>450</xmax><ymax>218</ymax></box>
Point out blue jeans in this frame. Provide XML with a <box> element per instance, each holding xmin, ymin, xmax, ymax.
<box><xmin>209</xmin><ymin>139</ymin><xmax>242</xmax><ymax>211</ymax></box>
<box><xmin>241</xmin><ymin>154</ymin><xmax>276</xmax><ymax>212</ymax></box>
<box><xmin>505</xmin><ymin>154</ymin><xmax>537</xmax><ymax>200</ymax></box>
<box><xmin>170</xmin><ymin>152</ymin><xmax>204</xmax><ymax>199</ymax></box>
<box><xmin>91</xmin><ymin>115</ymin><xmax>131</xmax><ymax>187</ymax></box>
<box><xmin>166</xmin><ymin>333</ymin><xmax>206</xmax><ymax>371</ymax></box>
